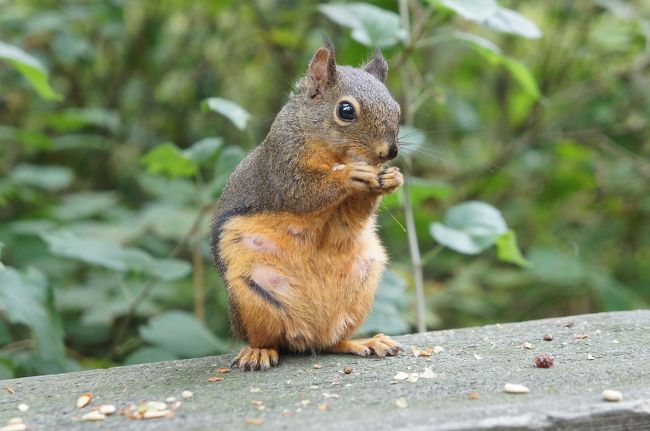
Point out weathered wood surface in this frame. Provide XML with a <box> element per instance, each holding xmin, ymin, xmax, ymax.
<box><xmin>1</xmin><ymin>310</ymin><xmax>649</xmax><ymax>430</ymax></box>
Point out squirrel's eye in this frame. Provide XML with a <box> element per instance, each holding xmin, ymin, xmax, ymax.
<box><xmin>337</xmin><ymin>101</ymin><xmax>356</xmax><ymax>122</ymax></box>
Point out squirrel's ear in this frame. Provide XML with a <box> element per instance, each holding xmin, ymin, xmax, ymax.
<box><xmin>362</xmin><ymin>48</ymin><xmax>388</xmax><ymax>83</ymax></box>
<box><xmin>307</xmin><ymin>39</ymin><xmax>337</xmax><ymax>98</ymax></box>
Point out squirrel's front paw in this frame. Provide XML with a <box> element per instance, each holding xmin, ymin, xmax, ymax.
<box><xmin>378</xmin><ymin>167</ymin><xmax>403</xmax><ymax>194</ymax></box>
<box><xmin>346</xmin><ymin>162</ymin><xmax>381</xmax><ymax>192</ymax></box>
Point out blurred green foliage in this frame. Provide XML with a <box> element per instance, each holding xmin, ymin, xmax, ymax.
<box><xmin>0</xmin><ymin>0</ymin><xmax>648</xmax><ymax>378</ymax></box>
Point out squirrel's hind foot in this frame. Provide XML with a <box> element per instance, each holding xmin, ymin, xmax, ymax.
<box><xmin>330</xmin><ymin>334</ymin><xmax>403</xmax><ymax>358</ymax></box>
<box><xmin>231</xmin><ymin>346</ymin><xmax>279</xmax><ymax>371</ymax></box>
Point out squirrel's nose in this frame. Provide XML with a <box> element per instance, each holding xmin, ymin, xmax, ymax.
<box><xmin>377</xmin><ymin>141</ymin><xmax>399</xmax><ymax>161</ymax></box>
<box><xmin>387</xmin><ymin>144</ymin><xmax>399</xmax><ymax>159</ymax></box>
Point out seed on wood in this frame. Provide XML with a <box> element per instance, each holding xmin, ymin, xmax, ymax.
<box><xmin>4</xmin><ymin>386</ymin><xmax>16</xmax><ymax>395</ymax></box>
<box><xmin>534</xmin><ymin>353</ymin><xmax>554</xmax><ymax>368</ymax></box>
<box><xmin>76</xmin><ymin>393</ymin><xmax>93</xmax><ymax>408</ymax></box>
<box><xmin>573</xmin><ymin>334</ymin><xmax>589</xmax><ymax>339</ymax></box>
<box><xmin>17</xmin><ymin>404</ymin><xmax>28</xmax><ymax>413</ymax></box>
<box><xmin>587</xmin><ymin>353</ymin><xmax>595</xmax><ymax>360</ymax></box>
<box><xmin>602</xmin><ymin>389</ymin><xmax>622</xmax><ymax>402</ymax></box>
<box><xmin>217</xmin><ymin>367</ymin><xmax>231</xmax><ymax>374</ymax></box>
<box><xmin>81</xmin><ymin>410</ymin><xmax>106</xmax><ymax>422</ymax></box>
<box><xmin>395</xmin><ymin>397</ymin><xmax>408</xmax><ymax>409</ymax></box>
<box><xmin>249</xmin><ymin>387</ymin><xmax>261</xmax><ymax>393</ymax></box>
<box><xmin>503</xmin><ymin>383</ymin><xmax>529</xmax><ymax>394</ymax></box>
<box><xmin>98</xmin><ymin>404</ymin><xmax>116</xmax><ymax>415</ymax></box>
<box><xmin>181</xmin><ymin>390</ymin><xmax>193</xmax><ymax>399</ymax></box>
<box><xmin>313</xmin><ymin>363</ymin><xmax>322</xmax><ymax>369</ymax></box>
<box><xmin>543</xmin><ymin>334</ymin><xmax>553</xmax><ymax>341</ymax></box>
<box><xmin>468</xmin><ymin>391</ymin><xmax>481</xmax><ymax>400</ymax></box>
<box><xmin>343</xmin><ymin>366</ymin><xmax>353</xmax><ymax>374</ymax></box>
<box><xmin>146</xmin><ymin>401</ymin><xmax>167</xmax><ymax>411</ymax></box>
<box><xmin>143</xmin><ymin>409</ymin><xmax>173</xmax><ymax>419</ymax></box>
<box><xmin>411</xmin><ymin>347</ymin><xmax>433</xmax><ymax>357</ymax></box>
<box><xmin>245</xmin><ymin>417</ymin><xmax>264</xmax><ymax>425</ymax></box>
<box><xmin>520</xmin><ymin>342</ymin><xmax>533</xmax><ymax>349</ymax></box>
<box><xmin>0</xmin><ymin>422</ymin><xmax>26</xmax><ymax>431</ymax></box>
<box><xmin>208</xmin><ymin>377</ymin><xmax>224</xmax><ymax>382</ymax></box>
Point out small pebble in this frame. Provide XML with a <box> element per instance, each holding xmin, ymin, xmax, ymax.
<box><xmin>503</xmin><ymin>383</ymin><xmax>529</xmax><ymax>394</ymax></box>
<box><xmin>181</xmin><ymin>390</ymin><xmax>193</xmax><ymax>399</ymax></box>
<box><xmin>17</xmin><ymin>404</ymin><xmax>28</xmax><ymax>413</ymax></box>
<box><xmin>343</xmin><ymin>366</ymin><xmax>353</xmax><ymax>374</ymax></box>
<box><xmin>602</xmin><ymin>389</ymin><xmax>622</xmax><ymax>402</ymax></box>
<box><xmin>543</xmin><ymin>333</ymin><xmax>554</xmax><ymax>341</ymax></box>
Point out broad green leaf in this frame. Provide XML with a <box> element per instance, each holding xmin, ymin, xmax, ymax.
<box><xmin>452</xmin><ymin>31</ymin><xmax>502</xmax><ymax>54</ymax></box>
<box><xmin>0</xmin><ymin>41</ymin><xmax>63</xmax><ymax>101</ymax></box>
<box><xmin>502</xmin><ymin>58</ymin><xmax>541</xmax><ymax>99</ymax></box>
<box><xmin>141</xmin><ymin>143</ymin><xmax>198</xmax><ymax>178</ymax></box>
<box><xmin>201</xmin><ymin>97</ymin><xmax>251</xmax><ymax>130</ymax></box>
<box><xmin>496</xmin><ymin>230</ymin><xmax>532</xmax><ymax>267</ymax></box>
<box><xmin>40</xmin><ymin>230</ymin><xmax>191</xmax><ymax>280</ymax></box>
<box><xmin>184</xmin><ymin>137</ymin><xmax>223</xmax><ymax>165</ymax></box>
<box><xmin>139</xmin><ymin>311</ymin><xmax>229</xmax><ymax>357</ymax></box>
<box><xmin>318</xmin><ymin>3</ymin><xmax>407</xmax><ymax>47</ymax></box>
<box><xmin>10</xmin><ymin>164</ymin><xmax>74</xmax><ymax>191</ymax></box>
<box><xmin>483</xmin><ymin>7</ymin><xmax>541</xmax><ymax>39</ymax></box>
<box><xmin>53</xmin><ymin>192</ymin><xmax>118</xmax><ymax>220</ymax></box>
<box><xmin>437</xmin><ymin>0</ymin><xmax>498</xmax><ymax>21</ymax></box>
<box><xmin>0</xmin><ymin>266</ymin><xmax>66</xmax><ymax>362</ymax></box>
<box><xmin>430</xmin><ymin>201</ymin><xmax>507</xmax><ymax>254</ymax></box>
<box><xmin>47</xmin><ymin>108</ymin><xmax>120</xmax><ymax>133</ymax></box>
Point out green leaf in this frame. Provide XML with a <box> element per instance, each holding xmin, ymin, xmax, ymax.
<box><xmin>0</xmin><ymin>41</ymin><xmax>63</xmax><ymax>101</ymax></box>
<box><xmin>46</xmin><ymin>108</ymin><xmax>120</xmax><ymax>133</ymax></box>
<box><xmin>183</xmin><ymin>137</ymin><xmax>223</xmax><ymax>165</ymax></box>
<box><xmin>495</xmin><ymin>230</ymin><xmax>532</xmax><ymax>267</ymax></box>
<box><xmin>482</xmin><ymin>7</ymin><xmax>541</xmax><ymax>39</ymax></box>
<box><xmin>430</xmin><ymin>201</ymin><xmax>507</xmax><ymax>254</ymax></box>
<box><xmin>0</xmin><ymin>266</ymin><xmax>66</xmax><ymax>363</ymax></box>
<box><xmin>437</xmin><ymin>0</ymin><xmax>498</xmax><ymax>21</ymax></box>
<box><xmin>201</xmin><ymin>97</ymin><xmax>251</xmax><ymax>130</ymax></box>
<box><xmin>53</xmin><ymin>192</ymin><xmax>118</xmax><ymax>221</ymax></box>
<box><xmin>40</xmin><ymin>230</ymin><xmax>191</xmax><ymax>280</ymax></box>
<box><xmin>452</xmin><ymin>31</ymin><xmax>502</xmax><ymax>54</ymax></box>
<box><xmin>10</xmin><ymin>164</ymin><xmax>74</xmax><ymax>191</ymax></box>
<box><xmin>141</xmin><ymin>143</ymin><xmax>198</xmax><ymax>177</ymax></box>
<box><xmin>318</xmin><ymin>3</ymin><xmax>407</xmax><ymax>48</ymax></box>
<box><xmin>501</xmin><ymin>57</ymin><xmax>541</xmax><ymax>99</ymax></box>
<box><xmin>139</xmin><ymin>311</ymin><xmax>229</xmax><ymax>357</ymax></box>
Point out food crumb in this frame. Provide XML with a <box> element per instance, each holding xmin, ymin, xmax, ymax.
<box><xmin>217</xmin><ymin>367</ymin><xmax>231</xmax><ymax>374</ymax></box>
<box><xmin>543</xmin><ymin>333</ymin><xmax>554</xmax><ymax>341</ymax></box>
<box><xmin>245</xmin><ymin>417</ymin><xmax>264</xmax><ymax>425</ymax></box>
<box><xmin>468</xmin><ymin>391</ymin><xmax>481</xmax><ymax>400</ymax></box>
<box><xmin>343</xmin><ymin>366</ymin><xmax>353</xmax><ymax>374</ymax></box>
<box><xmin>602</xmin><ymin>389</ymin><xmax>622</xmax><ymax>402</ymax></box>
<box><xmin>503</xmin><ymin>383</ymin><xmax>529</xmax><ymax>394</ymax></box>
<box><xmin>313</xmin><ymin>363</ymin><xmax>322</xmax><ymax>369</ymax></box>
<box><xmin>181</xmin><ymin>390</ymin><xmax>193</xmax><ymax>399</ymax></box>
<box><xmin>533</xmin><ymin>353</ymin><xmax>554</xmax><ymax>368</ymax></box>
<box><xmin>395</xmin><ymin>397</ymin><xmax>408</xmax><ymax>409</ymax></box>
<box><xmin>76</xmin><ymin>393</ymin><xmax>93</xmax><ymax>409</ymax></box>
<box><xmin>17</xmin><ymin>404</ymin><xmax>28</xmax><ymax>413</ymax></box>
<box><xmin>208</xmin><ymin>377</ymin><xmax>224</xmax><ymax>382</ymax></box>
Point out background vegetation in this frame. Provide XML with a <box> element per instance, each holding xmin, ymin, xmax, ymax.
<box><xmin>1</xmin><ymin>0</ymin><xmax>648</xmax><ymax>378</ymax></box>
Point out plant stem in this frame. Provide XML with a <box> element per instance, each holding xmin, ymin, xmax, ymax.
<box><xmin>402</xmin><ymin>179</ymin><xmax>427</xmax><ymax>333</ymax></box>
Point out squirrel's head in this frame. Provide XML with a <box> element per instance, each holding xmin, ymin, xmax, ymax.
<box><xmin>294</xmin><ymin>40</ymin><xmax>400</xmax><ymax>165</ymax></box>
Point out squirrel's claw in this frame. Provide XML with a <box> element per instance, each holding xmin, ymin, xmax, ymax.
<box><xmin>377</xmin><ymin>167</ymin><xmax>403</xmax><ymax>194</ymax></box>
<box><xmin>231</xmin><ymin>346</ymin><xmax>279</xmax><ymax>371</ymax></box>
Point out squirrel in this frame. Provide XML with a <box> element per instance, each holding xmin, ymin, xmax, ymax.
<box><xmin>210</xmin><ymin>40</ymin><xmax>404</xmax><ymax>371</ymax></box>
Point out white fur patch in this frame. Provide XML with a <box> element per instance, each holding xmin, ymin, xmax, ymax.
<box><xmin>241</xmin><ymin>234</ymin><xmax>278</xmax><ymax>253</ymax></box>
<box><xmin>329</xmin><ymin>315</ymin><xmax>356</xmax><ymax>344</ymax></box>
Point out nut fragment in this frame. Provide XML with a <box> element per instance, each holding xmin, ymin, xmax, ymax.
<box><xmin>17</xmin><ymin>404</ymin><xmax>28</xmax><ymax>413</ymax></box>
<box><xmin>245</xmin><ymin>417</ymin><xmax>264</xmax><ymax>425</ymax></box>
<box><xmin>587</xmin><ymin>353</ymin><xmax>595</xmax><ymax>360</ymax></box>
<box><xmin>217</xmin><ymin>367</ymin><xmax>231</xmax><ymax>374</ymax></box>
<box><xmin>520</xmin><ymin>342</ymin><xmax>533</xmax><ymax>349</ymax></box>
<box><xmin>4</xmin><ymin>386</ymin><xmax>16</xmax><ymax>395</ymax></box>
<box><xmin>98</xmin><ymin>404</ymin><xmax>116</xmax><ymax>415</ymax></box>
<box><xmin>313</xmin><ymin>363</ymin><xmax>322</xmax><ymax>369</ymax></box>
<box><xmin>573</xmin><ymin>334</ymin><xmax>589</xmax><ymax>339</ymax></box>
<box><xmin>533</xmin><ymin>353</ymin><xmax>554</xmax><ymax>368</ymax></box>
<box><xmin>411</xmin><ymin>347</ymin><xmax>433</xmax><ymax>357</ymax></box>
<box><xmin>208</xmin><ymin>377</ymin><xmax>224</xmax><ymax>382</ymax></box>
<box><xmin>503</xmin><ymin>383</ymin><xmax>529</xmax><ymax>394</ymax></box>
<box><xmin>543</xmin><ymin>333</ymin><xmax>553</xmax><ymax>341</ymax></box>
<box><xmin>143</xmin><ymin>409</ymin><xmax>172</xmax><ymax>419</ymax></box>
<box><xmin>181</xmin><ymin>390</ymin><xmax>193</xmax><ymax>399</ymax></box>
<box><xmin>249</xmin><ymin>387</ymin><xmax>261</xmax><ymax>393</ymax></box>
<box><xmin>602</xmin><ymin>389</ymin><xmax>622</xmax><ymax>402</ymax></box>
<box><xmin>433</xmin><ymin>346</ymin><xmax>445</xmax><ymax>354</ymax></box>
<box><xmin>76</xmin><ymin>393</ymin><xmax>93</xmax><ymax>408</ymax></box>
<box><xmin>343</xmin><ymin>366</ymin><xmax>352</xmax><ymax>374</ymax></box>
<box><xmin>81</xmin><ymin>410</ymin><xmax>106</xmax><ymax>422</ymax></box>
<box><xmin>468</xmin><ymin>391</ymin><xmax>481</xmax><ymax>400</ymax></box>
<box><xmin>395</xmin><ymin>397</ymin><xmax>408</xmax><ymax>409</ymax></box>
<box><xmin>393</xmin><ymin>371</ymin><xmax>409</xmax><ymax>381</ymax></box>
